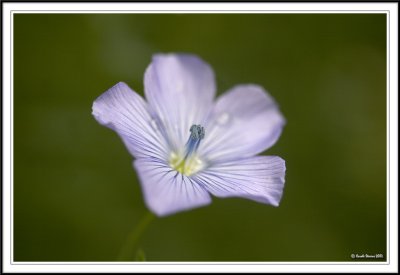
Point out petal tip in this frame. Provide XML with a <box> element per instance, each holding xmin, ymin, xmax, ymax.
<box><xmin>144</xmin><ymin>195</ymin><xmax>212</xmax><ymax>217</ymax></box>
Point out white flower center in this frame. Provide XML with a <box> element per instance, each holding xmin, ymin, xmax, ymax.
<box><xmin>169</xmin><ymin>124</ymin><xmax>205</xmax><ymax>176</ymax></box>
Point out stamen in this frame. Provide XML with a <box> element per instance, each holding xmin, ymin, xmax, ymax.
<box><xmin>170</xmin><ymin>124</ymin><xmax>205</xmax><ymax>176</ymax></box>
<box><xmin>185</xmin><ymin>124</ymin><xmax>205</xmax><ymax>159</ymax></box>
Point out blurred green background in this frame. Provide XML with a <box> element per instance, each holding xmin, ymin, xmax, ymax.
<box><xmin>14</xmin><ymin>14</ymin><xmax>386</xmax><ymax>261</ymax></box>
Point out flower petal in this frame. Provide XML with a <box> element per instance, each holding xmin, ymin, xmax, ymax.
<box><xmin>144</xmin><ymin>53</ymin><xmax>216</xmax><ymax>153</ymax></box>
<box><xmin>192</xmin><ymin>156</ymin><xmax>285</xmax><ymax>206</ymax></box>
<box><xmin>199</xmin><ymin>85</ymin><xmax>285</xmax><ymax>162</ymax></box>
<box><xmin>92</xmin><ymin>82</ymin><xmax>169</xmax><ymax>160</ymax></box>
<box><xmin>134</xmin><ymin>158</ymin><xmax>212</xmax><ymax>216</ymax></box>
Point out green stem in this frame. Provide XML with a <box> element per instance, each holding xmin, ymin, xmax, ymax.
<box><xmin>117</xmin><ymin>211</ymin><xmax>155</xmax><ymax>261</ymax></box>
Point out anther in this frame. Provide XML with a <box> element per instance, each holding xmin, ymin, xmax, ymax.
<box><xmin>189</xmin><ymin>124</ymin><xmax>205</xmax><ymax>140</ymax></box>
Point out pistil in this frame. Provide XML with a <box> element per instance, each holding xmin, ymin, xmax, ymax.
<box><xmin>170</xmin><ymin>124</ymin><xmax>205</xmax><ymax>176</ymax></box>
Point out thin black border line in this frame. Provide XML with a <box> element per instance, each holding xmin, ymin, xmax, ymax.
<box><xmin>8</xmin><ymin>7</ymin><xmax>393</xmax><ymax>269</ymax></box>
<box><xmin>8</xmin><ymin>9</ymin><xmax>392</xmax><ymax>267</ymax></box>
<box><xmin>9</xmin><ymin>8</ymin><xmax>14</xmax><ymax>267</ymax></box>
<box><xmin>9</xmin><ymin>9</ymin><xmax>391</xmax><ymax>12</ymax></box>
<box><xmin>386</xmin><ymin>6</ymin><xmax>391</xmax><ymax>267</ymax></box>
<box><xmin>10</xmin><ymin>262</ymin><xmax>391</xmax><ymax>265</ymax></box>
<box><xmin>7</xmin><ymin>14</ymin><xmax>391</xmax><ymax>268</ymax></box>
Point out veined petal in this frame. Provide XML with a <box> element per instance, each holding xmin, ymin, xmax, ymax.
<box><xmin>199</xmin><ymin>85</ymin><xmax>285</xmax><ymax>162</ymax></box>
<box><xmin>192</xmin><ymin>156</ymin><xmax>286</xmax><ymax>206</ymax></box>
<box><xmin>134</xmin><ymin>158</ymin><xmax>212</xmax><ymax>217</ymax></box>
<box><xmin>92</xmin><ymin>82</ymin><xmax>168</xmax><ymax>160</ymax></box>
<box><xmin>144</xmin><ymin>53</ymin><xmax>216</xmax><ymax>154</ymax></box>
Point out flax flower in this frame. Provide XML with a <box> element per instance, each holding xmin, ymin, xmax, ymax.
<box><xmin>92</xmin><ymin>53</ymin><xmax>286</xmax><ymax>216</ymax></box>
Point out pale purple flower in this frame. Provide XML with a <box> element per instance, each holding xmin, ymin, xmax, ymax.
<box><xmin>92</xmin><ymin>53</ymin><xmax>286</xmax><ymax>217</ymax></box>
